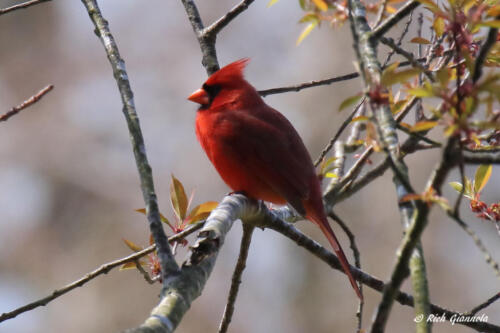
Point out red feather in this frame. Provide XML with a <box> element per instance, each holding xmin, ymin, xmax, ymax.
<box><xmin>189</xmin><ymin>59</ymin><xmax>362</xmax><ymax>300</ymax></box>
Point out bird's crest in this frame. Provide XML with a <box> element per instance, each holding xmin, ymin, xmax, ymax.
<box><xmin>205</xmin><ymin>58</ymin><xmax>250</xmax><ymax>86</ymax></box>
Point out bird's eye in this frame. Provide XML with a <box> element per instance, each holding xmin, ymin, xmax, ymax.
<box><xmin>202</xmin><ymin>83</ymin><xmax>221</xmax><ymax>101</ymax></box>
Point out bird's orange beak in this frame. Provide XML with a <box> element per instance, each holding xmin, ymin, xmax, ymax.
<box><xmin>188</xmin><ymin>88</ymin><xmax>210</xmax><ymax>105</ymax></box>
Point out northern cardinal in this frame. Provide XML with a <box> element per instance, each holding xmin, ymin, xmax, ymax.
<box><xmin>188</xmin><ymin>59</ymin><xmax>361</xmax><ymax>300</ymax></box>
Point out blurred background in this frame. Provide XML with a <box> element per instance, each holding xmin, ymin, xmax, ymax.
<box><xmin>0</xmin><ymin>0</ymin><xmax>498</xmax><ymax>332</ymax></box>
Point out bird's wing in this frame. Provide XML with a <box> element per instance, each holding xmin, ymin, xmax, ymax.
<box><xmin>215</xmin><ymin>106</ymin><xmax>316</xmax><ymax>215</ymax></box>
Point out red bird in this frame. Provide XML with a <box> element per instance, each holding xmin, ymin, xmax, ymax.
<box><xmin>188</xmin><ymin>59</ymin><xmax>361</xmax><ymax>300</ymax></box>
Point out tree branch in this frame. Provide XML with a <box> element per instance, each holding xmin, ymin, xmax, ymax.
<box><xmin>218</xmin><ymin>224</ymin><xmax>255</xmax><ymax>333</ymax></box>
<box><xmin>467</xmin><ymin>293</ymin><xmax>500</xmax><ymax>316</ymax></box>
<box><xmin>380</xmin><ymin>37</ymin><xmax>435</xmax><ymax>82</ymax></box>
<box><xmin>203</xmin><ymin>0</ymin><xmax>255</xmax><ymax>38</ymax></box>
<box><xmin>472</xmin><ymin>24</ymin><xmax>499</xmax><ymax>83</ymax></box>
<box><xmin>181</xmin><ymin>0</ymin><xmax>219</xmax><ymax>74</ymax></box>
<box><xmin>314</xmin><ymin>98</ymin><xmax>365</xmax><ymax>167</ymax></box>
<box><xmin>447</xmin><ymin>212</ymin><xmax>500</xmax><ymax>278</ymax></box>
<box><xmin>125</xmin><ymin>195</ymin><xmax>267</xmax><ymax>333</ymax></box>
<box><xmin>0</xmin><ymin>84</ymin><xmax>53</xmax><ymax>122</ymax></box>
<box><xmin>120</xmin><ymin>193</ymin><xmax>500</xmax><ymax>332</ymax></box>
<box><xmin>370</xmin><ymin>138</ymin><xmax>459</xmax><ymax>332</ymax></box>
<box><xmin>370</xmin><ymin>0</ymin><xmax>420</xmax><ymax>41</ymax></box>
<box><xmin>329</xmin><ymin>211</ymin><xmax>364</xmax><ymax>332</ymax></box>
<box><xmin>463</xmin><ymin>152</ymin><xmax>500</xmax><ymax>164</ymax></box>
<box><xmin>81</xmin><ymin>0</ymin><xmax>178</xmax><ymax>281</ymax></box>
<box><xmin>258</xmin><ymin>72</ymin><xmax>360</xmax><ymax>96</ymax></box>
<box><xmin>264</xmin><ymin>208</ymin><xmax>499</xmax><ymax>332</ymax></box>
<box><xmin>0</xmin><ymin>0</ymin><xmax>52</xmax><ymax>15</ymax></box>
<box><xmin>0</xmin><ymin>222</ymin><xmax>203</xmax><ymax>323</ymax></box>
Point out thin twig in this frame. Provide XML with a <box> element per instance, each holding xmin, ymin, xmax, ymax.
<box><xmin>218</xmin><ymin>224</ymin><xmax>255</xmax><ymax>333</ymax></box>
<box><xmin>0</xmin><ymin>85</ymin><xmax>53</xmax><ymax>122</ymax></box>
<box><xmin>463</xmin><ymin>152</ymin><xmax>500</xmax><ymax>164</ymax></box>
<box><xmin>384</xmin><ymin>11</ymin><xmax>414</xmax><ymax>66</ymax></box>
<box><xmin>373</xmin><ymin>0</ymin><xmax>389</xmax><ymax>28</ymax></box>
<box><xmin>329</xmin><ymin>211</ymin><xmax>364</xmax><ymax>332</ymax></box>
<box><xmin>259</xmin><ymin>72</ymin><xmax>360</xmax><ymax>96</ymax></box>
<box><xmin>0</xmin><ymin>0</ymin><xmax>52</xmax><ymax>15</ymax></box>
<box><xmin>396</xmin><ymin>124</ymin><xmax>442</xmax><ymax>147</ymax></box>
<box><xmin>181</xmin><ymin>0</ymin><xmax>219</xmax><ymax>75</ymax></box>
<box><xmin>0</xmin><ymin>222</ymin><xmax>204</xmax><ymax>323</ymax></box>
<box><xmin>258</xmin><ymin>56</ymin><xmax>441</xmax><ymax>97</ymax></box>
<box><xmin>447</xmin><ymin>212</ymin><xmax>500</xmax><ymax>278</ymax></box>
<box><xmin>380</xmin><ymin>37</ymin><xmax>435</xmax><ymax>82</ymax></box>
<box><xmin>452</xmin><ymin>31</ymin><xmax>466</xmax><ymax>217</ymax></box>
<box><xmin>135</xmin><ymin>259</ymin><xmax>158</xmax><ymax>284</ymax></box>
<box><xmin>416</xmin><ymin>13</ymin><xmax>425</xmax><ymax>121</ymax></box>
<box><xmin>203</xmin><ymin>0</ymin><xmax>255</xmax><ymax>38</ymax></box>
<box><xmin>263</xmin><ymin>210</ymin><xmax>500</xmax><ymax>332</ymax></box>
<box><xmin>370</xmin><ymin>0</ymin><xmax>420</xmax><ymax>41</ymax></box>
<box><xmin>472</xmin><ymin>25</ymin><xmax>499</xmax><ymax>83</ymax></box>
<box><xmin>467</xmin><ymin>293</ymin><xmax>500</xmax><ymax>316</ymax></box>
<box><xmin>314</xmin><ymin>98</ymin><xmax>365</xmax><ymax>167</ymax></box>
<box><xmin>370</xmin><ymin>138</ymin><xmax>459</xmax><ymax>333</ymax></box>
<box><xmin>81</xmin><ymin>0</ymin><xmax>178</xmax><ymax>281</ymax></box>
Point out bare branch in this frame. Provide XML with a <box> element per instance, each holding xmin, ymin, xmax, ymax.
<box><xmin>463</xmin><ymin>152</ymin><xmax>500</xmax><ymax>164</ymax></box>
<box><xmin>118</xmin><ymin>193</ymin><xmax>498</xmax><ymax>333</ymax></box>
<box><xmin>181</xmin><ymin>0</ymin><xmax>219</xmax><ymax>75</ymax></box>
<box><xmin>81</xmin><ymin>0</ymin><xmax>178</xmax><ymax>281</ymax></box>
<box><xmin>203</xmin><ymin>0</ymin><xmax>255</xmax><ymax>38</ymax></box>
<box><xmin>447</xmin><ymin>212</ymin><xmax>500</xmax><ymax>278</ymax></box>
<box><xmin>314</xmin><ymin>98</ymin><xmax>365</xmax><ymax>167</ymax></box>
<box><xmin>264</xmin><ymin>209</ymin><xmax>500</xmax><ymax>332</ymax></box>
<box><xmin>218</xmin><ymin>224</ymin><xmax>255</xmax><ymax>333</ymax></box>
<box><xmin>329</xmin><ymin>211</ymin><xmax>364</xmax><ymax>332</ymax></box>
<box><xmin>384</xmin><ymin>11</ymin><xmax>414</xmax><ymax>66</ymax></box>
<box><xmin>258</xmin><ymin>72</ymin><xmax>360</xmax><ymax>96</ymax></box>
<box><xmin>370</xmin><ymin>138</ymin><xmax>459</xmax><ymax>333</ymax></box>
<box><xmin>370</xmin><ymin>0</ymin><xmax>420</xmax><ymax>41</ymax></box>
<box><xmin>473</xmin><ymin>25</ymin><xmax>499</xmax><ymax>83</ymax></box>
<box><xmin>467</xmin><ymin>293</ymin><xmax>500</xmax><ymax>316</ymax></box>
<box><xmin>373</xmin><ymin>0</ymin><xmax>390</xmax><ymax>28</ymax></box>
<box><xmin>380</xmin><ymin>37</ymin><xmax>435</xmax><ymax>82</ymax></box>
<box><xmin>0</xmin><ymin>0</ymin><xmax>52</xmax><ymax>15</ymax></box>
<box><xmin>0</xmin><ymin>222</ymin><xmax>203</xmax><ymax>323</ymax></box>
<box><xmin>0</xmin><ymin>85</ymin><xmax>53</xmax><ymax>122</ymax></box>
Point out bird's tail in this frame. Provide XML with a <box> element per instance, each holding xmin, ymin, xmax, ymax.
<box><xmin>307</xmin><ymin>209</ymin><xmax>363</xmax><ymax>301</ymax></box>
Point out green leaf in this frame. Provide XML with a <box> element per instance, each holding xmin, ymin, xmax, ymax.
<box><xmin>123</xmin><ymin>238</ymin><xmax>144</xmax><ymax>252</ymax></box>
<box><xmin>474</xmin><ymin>164</ymin><xmax>492</xmax><ymax>193</ymax></box>
<box><xmin>436</xmin><ymin>67</ymin><xmax>450</xmax><ymax>87</ymax></box>
<box><xmin>351</xmin><ymin>115</ymin><xmax>370</xmax><ymax>122</ymax></box>
<box><xmin>416</xmin><ymin>0</ymin><xmax>441</xmax><ymax>13</ymax></box>
<box><xmin>382</xmin><ymin>61</ymin><xmax>400</xmax><ymax>78</ymax></box>
<box><xmin>433</xmin><ymin>17</ymin><xmax>445</xmax><ymax>37</ymax></box>
<box><xmin>187</xmin><ymin>201</ymin><xmax>219</xmax><ymax>224</ymax></box>
<box><xmin>338</xmin><ymin>93</ymin><xmax>362</xmax><ymax>112</ymax></box>
<box><xmin>449</xmin><ymin>181</ymin><xmax>463</xmax><ymax>193</ymax></box>
<box><xmin>170</xmin><ymin>174</ymin><xmax>188</xmax><ymax>221</ymax></box>
<box><xmin>325</xmin><ymin>172</ymin><xmax>338</xmax><ymax>178</ymax></box>
<box><xmin>410</xmin><ymin>121</ymin><xmax>438</xmax><ymax>132</ymax></box>
<box><xmin>382</xmin><ymin>68</ymin><xmax>421</xmax><ymax>86</ymax></box>
<box><xmin>407</xmin><ymin>87</ymin><xmax>433</xmax><ymax>97</ymax></box>
<box><xmin>296</xmin><ymin>21</ymin><xmax>318</xmax><ymax>45</ymax></box>
<box><xmin>311</xmin><ymin>0</ymin><xmax>328</xmax><ymax>11</ymax></box>
<box><xmin>136</xmin><ymin>208</ymin><xmax>174</xmax><ymax>229</ymax></box>
<box><xmin>319</xmin><ymin>156</ymin><xmax>338</xmax><ymax>175</ymax></box>
<box><xmin>478</xmin><ymin>20</ymin><xmax>500</xmax><ymax>28</ymax></box>
<box><xmin>410</xmin><ymin>37</ymin><xmax>431</xmax><ymax>44</ymax></box>
<box><xmin>120</xmin><ymin>262</ymin><xmax>139</xmax><ymax>270</ymax></box>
